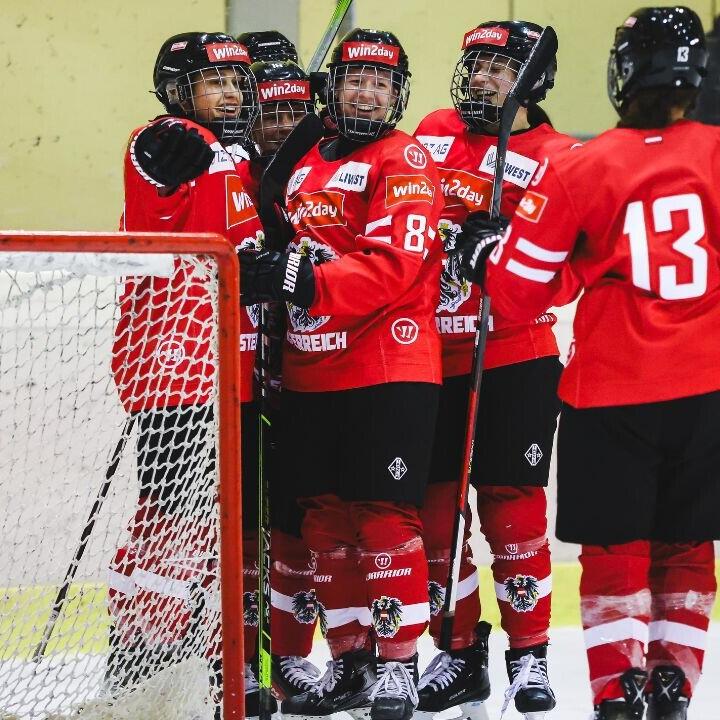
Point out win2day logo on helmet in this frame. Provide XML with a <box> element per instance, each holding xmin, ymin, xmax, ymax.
<box><xmin>463</xmin><ymin>26</ymin><xmax>510</xmax><ymax>49</ymax></box>
<box><xmin>205</xmin><ymin>43</ymin><xmax>251</xmax><ymax>63</ymax></box>
<box><xmin>288</xmin><ymin>191</ymin><xmax>346</xmax><ymax>228</ymax></box>
<box><xmin>341</xmin><ymin>42</ymin><xmax>400</xmax><ymax>66</ymax></box>
<box><xmin>258</xmin><ymin>80</ymin><xmax>311</xmax><ymax>102</ymax></box>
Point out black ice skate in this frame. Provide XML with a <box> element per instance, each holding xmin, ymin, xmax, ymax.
<box><xmin>415</xmin><ymin>621</ymin><xmax>491</xmax><ymax>720</ymax></box>
<box><xmin>502</xmin><ymin>642</ymin><xmax>556</xmax><ymax>719</ymax></box>
<box><xmin>369</xmin><ymin>654</ymin><xmax>419</xmax><ymax>720</ymax></box>
<box><xmin>593</xmin><ymin>668</ymin><xmax>647</xmax><ymax>720</ymax></box>
<box><xmin>272</xmin><ymin>653</ymin><xmax>321</xmax><ymax>699</ymax></box>
<box><xmin>245</xmin><ymin>662</ymin><xmax>279</xmax><ymax>720</ymax></box>
<box><xmin>280</xmin><ymin>648</ymin><xmax>376</xmax><ymax>719</ymax></box>
<box><xmin>646</xmin><ymin>665</ymin><xmax>689</xmax><ymax>720</ymax></box>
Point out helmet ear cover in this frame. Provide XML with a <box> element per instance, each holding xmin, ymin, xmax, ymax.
<box><xmin>607</xmin><ymin>7</ymin><xmax>708</xmax><ymax>114</ymax></box>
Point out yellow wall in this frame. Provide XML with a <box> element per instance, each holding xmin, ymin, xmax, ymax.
<box><xmin>3</xmin><ymin>1</ymin><xmax>719</xmax><ymax>231</ymax></box>
<box><xmin>298</xmin><ymin>0</ymin><xmax>718</xmax><ymax>136</ymax></box>
<box><xmin>0</xmin><ymin>1</ymin><xmax>226</xmax><ymax>232</ymax></box>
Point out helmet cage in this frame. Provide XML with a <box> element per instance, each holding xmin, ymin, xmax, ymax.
<box><xmin>452</xmin><ymin>50</ymin><xmax>523</xmax><ymax>129</ymax></box>
<box><xmin>327</xmin><ymin>63</ymin><xmax>410</xmax><ymax>142</ymax></box>
<box><xmin>252</xmin><ymin>100</ymin><xmax>315</xmax><ymax>155</ymax></box>
<box><xmin>166</xmin><ymin>64</ymin><xmax>258</xmax><ymax>142</ymax></box>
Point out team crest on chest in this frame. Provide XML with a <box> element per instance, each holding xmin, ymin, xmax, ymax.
<box><xmin>285</xmin><ymin>237</ymin><xmax>336</xmax><ymax>332</ymax></box>
<box><xmin>437</xmin><ymin>219</ymin><xmax>472</xmax><ymax>313</ymax></box>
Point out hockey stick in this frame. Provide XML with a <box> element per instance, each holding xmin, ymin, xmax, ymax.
<box><xmin>439</xmin><ymin>26</ymin><xmax>559</xmax><ymax>651</ymax></box>
<box><xmin>33</xmin><ymin>415</ymin><xmax>136</xmax><ymax>662</ymax></box>
<box><xmin>255</xmin><ymin>4</ymin><xmax>354</xmax><ymax>717</ymax></box>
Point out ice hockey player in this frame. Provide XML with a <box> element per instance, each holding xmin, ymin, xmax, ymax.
<box><xmin>239</xmin><ymin>28</ymin><xmax>444</xmax><ymax>720</ymax></box>
<box><xmin>108</xmin><ymin>31</ymin><xmax>268</xmax><ymax>718</ymax></box>
<box><xmin>412</xmin><ymin>20</ymin><xmax>577</xmax><ymax>720</ymax></box>
<box><xmin>237</xmin><ymin>31</ymin><xmax>325</xmax><ymax>701</ymax></box>
<box><xmin>457</xmin><ymin>7</ymin><xmax>717</xmax><ymax>720</ymax></box>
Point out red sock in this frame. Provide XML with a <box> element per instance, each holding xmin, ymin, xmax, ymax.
<box><xmin>420</xmin><ymin>482</ymin><xmax>479</xmax><ymax>650</ymax></box>
<box><xmin>647</xmin><ymin>541</ymin><xmax>717</xmax><ymax>697</ymax></box>
<box><xmin>580</xmin><ymin>541</ymin><xmax>651</xmax><ymax>705</ymax></box>
<box><xmin>478</xmin><ymin>486</ymin><xmax>551</xmax><ymax>648</ymax></box>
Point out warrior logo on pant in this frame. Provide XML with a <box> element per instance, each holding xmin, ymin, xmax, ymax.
<box><xmin>243</xmin><ymin>590</ymin><xmax>259</xmax><ymax>626</ymax></box>
<box><xmin>504</xmin><ymin>574</ymin><xmax>540</xmax><ymax>612</ymax></box>
<box><xmin>371</xmin><ymin>595</ymin><xmax>404</xmax><ymax>637</ymax></box>
<box><xmin>428</xmin><ymin>580</ymin><xmax>445</xmax><ymax>616</ymax></box>
<box><xmin>292</xmin><ymin>588</ymin><xmax>327</xmax><ymax>635</ymax></box>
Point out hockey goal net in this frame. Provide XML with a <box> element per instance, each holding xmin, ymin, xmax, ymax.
<box><xmin>0</xmin><ymin>233</ymin><xmax>245</xmax><ymax>720</ymax></box>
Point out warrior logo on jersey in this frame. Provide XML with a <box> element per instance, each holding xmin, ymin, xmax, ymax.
<box><xmin>428</xmin><ymin>580</ymin><xmax>445</xmax><ymax>616</ymax></box>
<box><xmin>437</xmin><ymin>219</ymin><xmax>472</xmax><ymax>313</ymax></box>
<box><xmin>291</xmin><ymin>589</ymin><xmax>328</xmax><ymax>635</ymax></box>
<box><xmin>504</xmin><ymin>574</ymin><xmax>540</xmax><ymax>613</ymax></box>
<box><xmin>243</xmin><ymin>590</ymin><xmax>259</xmax><ymax>627</ymax></box>
<box><xmin>371</xmin><ymin>595</ymin><xmax>404</xmax><ymax>638</ymax></box>
<box><xmin>286</xmin><ymin>237</ymin><xmax>336</xmax><ymax>332</ymax></box>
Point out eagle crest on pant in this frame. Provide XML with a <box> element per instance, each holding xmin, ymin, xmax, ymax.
<box><xmin>292</xmin><ymin>589</ymin><xmax>327</xmax><ymax>636</ymax></box>
<box><xmin>243</xmin><ymin>590</ymin><xmax>259</xmax><ymax>627</ymax></box>
<box><xmin>504</xmin><ymin>574</ymin><xmax>540</xmax><ymax>613</ymax></box>
<box><xmin>371</xmin><ymin>595</ymin><xmax>403</xmax><ymax>638</ymax></box>
<box><xmin>428</xmin><ymin>580</ymin><xmax>445</xmax><ymax>617</ymax></box>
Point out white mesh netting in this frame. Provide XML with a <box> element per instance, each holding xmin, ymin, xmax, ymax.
<box><xmin>0</xmin><ymin>251</ymin><xmax>228</xmax><ymax>719</ymax></box>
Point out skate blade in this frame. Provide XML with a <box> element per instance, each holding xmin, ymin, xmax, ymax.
<box><xmin>459</xmin><ymin>700</ymin><xmax>490</xmax><ymax>720</ymax></box>
<box><xmin>345</xmin><ymin>708</ymin><xmax>372</xmax><ymax>720</ymax></box>
<box><xmin>522</xmin><ymin>713</ymin><xmax>549</xmax><ymax>720</ymax></box>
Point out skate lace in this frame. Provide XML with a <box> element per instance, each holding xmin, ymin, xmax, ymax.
<box><xmin>500</xmin><ymin>654</ymin><xmax>550</xmax><ymax>718</ymax></box>
<box><xmin>313</xmin><ymin>658</ymin><xmax>344</xmax><ymax>696</ymax></box>
<box><xmin>280</xmin><ymin>655</ymin><xmax>320</xmax><ymax>691</ymax></box>
<box><xmin>370</xmin><ymin>661</ymin><xmax>419</xmax><ymax>705</ymax></box>
<box><xmin>417</xmin><ymin>652</ymin><xmax>466</xmax><ymax>691</ymax></box>
<box><xmin>245</xmin><ymin>663</ymin><xmax>259</xmax><ymax>694</ymax></box>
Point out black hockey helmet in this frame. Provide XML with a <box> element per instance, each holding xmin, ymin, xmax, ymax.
<box><xmin>451</xmin><ymin>20</ymin><xmax>557</xmax><ymax>130</ymax></box>
<box><xmin>153</xmin><ymin>32</ymin><xmax>258</xmax><ymax>142</ymax></box>
<box><xmin>237</xmin><ymin>30</ymin><xmax>300</xmax><ymax>64</ymax></box>
<box><xmin>250</xmin><ymin>60</ymin><xmax>315</xmax><ymax>155</ymax></box>
<box><xmin>608</xmin><ymin>7</ymin><xmax>708</xmax><ymax>113</ymax></box>
<box><xmin>326</xmin><ymin>28</ymin><xmax>411</xmax><ymax>142</ymax></box>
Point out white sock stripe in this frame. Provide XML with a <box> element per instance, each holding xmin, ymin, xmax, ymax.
<box><xmin>516</xmin><ymin>238</ymin><xmax>568</xmax><ymax>263</ymax></box>
<box><xmin>132</xmin><ymin>568</ymin><xmax>191</xmax><ymax>601</ymax></box>
<box><xmin>649</xmin><ymin>620</ymin><xmax>708</xmax><ymax>650</ymax></box>
<box><xmin>396</xmin><ymin>601</ymin><xmax>431</xmax><ymax>626</ymax></box>
<box><xmin>457</xmin><ymin>569</ymin><xmax>479</xmax><ymax>601</ymax></box>
<box><xmin>270</xmin><ymin>589</ymin><xmax>295</xmax><ymax>613</ymax></box>
<box><xmin>326</xmin><ymin>606</ymin><xmax>374</xmax><ymax>629</ymax></box>
<box><xmin>583</xmin><ymin>618</ymin><xmax>648</xmax><ymax>650</ymax></box>
<box><xmin>506</xmin><ymin>258</ymin><xmax>555</xmax><ymax>283</ymax></box>
<box><xmin>107</xmin><ymin>569</ymin><xmax>136</xmax><ymax>597</ymax></box>
<box><xmin>494</xmin><ymin>575</ymin><xmax>552</xmax><ymax>603</ymax></box>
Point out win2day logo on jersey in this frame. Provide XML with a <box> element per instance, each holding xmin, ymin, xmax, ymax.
<box><xmin>288</xmin><ymin>191</ymin><xmax>346</xmax><ymax>228</ymax></box>
<box><xmin>226</xmin><ymin>175</ymin><xmax>258</xmax><ymax>229</ymax></box>
<box><xmin>440</xmin><ymin>168</ymin><xmax>493</xmax><ymax>211</ymax></box>
<box><xmin>385</xmin><ymin>175</ymin><xmax>435</xmax><ymax>207</ymax></box>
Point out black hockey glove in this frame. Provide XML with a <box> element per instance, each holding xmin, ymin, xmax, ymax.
<box><xmin>239</xmin><ymin>250</ymin><xmax>315</xmax><ymax>308</ymax></box>
<box><xmin>455</xmin><ymin>211</ymin><xmax>509</xmax><ymax>286</ymax></box>
<box><xmin>133</xmin><ymin>119</ymin><xmax>214</xmax><ymax>187</ymax></box>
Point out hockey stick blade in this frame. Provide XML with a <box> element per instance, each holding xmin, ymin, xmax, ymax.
<box><xmin>258</xmin><ymin>113</ymin><xmax>324</xmax><ymax>249</ymax></box>
<box><xmin>307</xmin><ymin>0</ymin><xmax>354</xmax><ymax>73</ymax></box>
<box><xmin>491</xmin><ymin>26</ymin><xmax>558</xmax><ymax>218</ymax></box>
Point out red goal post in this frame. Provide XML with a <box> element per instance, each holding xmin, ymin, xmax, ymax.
<box><xmin>0</xmin><ymin>232</ymin><xmax>245</xmax><ymax>720</ymax></box>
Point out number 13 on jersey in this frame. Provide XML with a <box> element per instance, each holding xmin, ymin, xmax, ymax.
<box><xmin>624</xmin><ymin>192</ymin><xmax>708</xmax><ymax>300</ymax></box>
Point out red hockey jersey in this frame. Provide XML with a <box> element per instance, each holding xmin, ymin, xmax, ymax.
<box><xmin>282</xmin><ymin>130</ymin><xmax>443</xmax><ymax>392</ymax></box>
<box><xmin>485</xmin><ymin>119</ymin><xmax>720</xmax><ymax>408</ymax></box>
<box><xmin>414</xmin><ymin>108</ymin><xmax>578</xmax><ymax>376</ymax></box>
<box><xmin>113</xmin><ymin>118</ymin><xmax>264</xmax><ymax>411</ymax></box>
